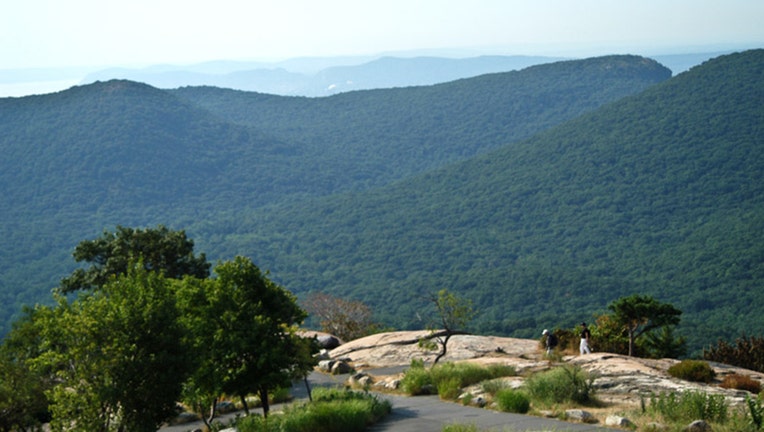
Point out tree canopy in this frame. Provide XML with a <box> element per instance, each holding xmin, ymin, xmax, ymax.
<box><xmin>59</xmin><ymin>225</ymin><xmax>210</xmax><ymax>293</ymax></box>
<box><xmin>607</xmin><ymin>294</ymin><xmax>682</xmax><ymax>357</ymax></box>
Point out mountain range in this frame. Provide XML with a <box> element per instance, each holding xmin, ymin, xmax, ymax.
<box><xmin>1</xmin><ymin>50</ymin><xmax>761</xmax><ymax>355</ymax></box>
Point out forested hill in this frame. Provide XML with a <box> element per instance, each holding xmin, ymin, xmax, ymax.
<box><xmin>0</xmin><ymin>51</ymin><xmax>757</xmax><ymax>356</ymax></box>
<box><xmin>0</xmin><ymin>55</ymin><xmax>672</xmax><ymax>337</ymax></box>
<box><xmin>190</xmin><ymin>50</ymin><xmax>764</xmax><ymax>354</ymax></box>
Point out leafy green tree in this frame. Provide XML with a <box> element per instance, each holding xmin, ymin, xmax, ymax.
<box><xmin>607</xmin><ymin>294</ymin><xmax>682</xmax><ymax>357</ymax></box>
<box><xmin>421</xmin><ymin>289</ymin><xmax>477</xmax><ymax>365</ymax></box>
<box><xmin>60</xmin><ymin>225</ymin><xmax>210</xmax><ymax>292</ymax></box>
<box><xmin>35</xmin><ymin>265</ymin><xmax>192</xmax><ymax>432</ymax></box>
<box><xmin>177</xmin><ymin>256</ymin><xmax>315</xmax><ymax>419</ymax></box>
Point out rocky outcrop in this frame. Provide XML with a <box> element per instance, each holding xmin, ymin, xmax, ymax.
<box><xmin>325</xmin><ymin>330</ymin><xmax>764</xmax><ymax>410</ymax></box>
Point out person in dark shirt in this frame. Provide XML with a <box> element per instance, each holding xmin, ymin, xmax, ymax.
<box><xmin>579</xmin><ymin>322</ymin><xmax>592</xmax><ymax>354</ymax></box>
<box><xmin>542</xmin><ymin>329</ymin><xmax>558</xmax><ymax>356</ymax></box>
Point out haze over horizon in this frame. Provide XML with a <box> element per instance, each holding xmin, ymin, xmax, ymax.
<box><xmin>2</xmin><ymin>0</ymin><xmax>763</xmax><ymax>97</ymax></box>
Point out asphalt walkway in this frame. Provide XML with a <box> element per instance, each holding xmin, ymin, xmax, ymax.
<box><xmin>160</xmin><ymin>371</ymin><xmax>607</xmax><ymax>432</ymax></box>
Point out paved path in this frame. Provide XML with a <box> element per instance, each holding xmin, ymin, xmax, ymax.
<box><xmin>160</xmin><ymin>371</ymin><xmax>607</xmax><ymax>432</ymax></box>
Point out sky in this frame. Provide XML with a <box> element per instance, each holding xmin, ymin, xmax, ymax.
<box><xmin>1</xmin><ymin>0</ymin><xmax>763</xmax><ymax>97</ymax></box>
<box><xmin>3</xmin><ymin>0</ymin><xmax>763</xmax><ymax>70</ymax></box>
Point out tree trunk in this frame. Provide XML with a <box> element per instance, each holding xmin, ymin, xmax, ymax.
<box><xmin>240</xmin><ymin>395</ymin><xmax>250</xmax><ymax>416</ymax></box>
<box><xmin>628</xmin><ymin>329</ymin><xmax>635</xmax><ymax>357</ymax></box>
<box><xmin>259</xmin><ymin>387</ymin><xmax>270</xmax><ymax>418</ymax></box>
<box><xmin>304</xmin><ymin>376</ymin><xmax>313</xmax><ymax>402</ymax></box>
<box><xmin>433</xmin><ymin>333</ymin><xmax>452</xmax><ymax>365</ymax></box>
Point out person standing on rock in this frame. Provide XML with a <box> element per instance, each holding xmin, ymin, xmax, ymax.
<box><xmin>579</xmin><ymin>322</ymin><xmax>592</xmax><ymax>354</ymax></box>
<box><xmin>542</xmin><ymin>329</ymin><xmax>557</xmax><ymax>356</ymax></box>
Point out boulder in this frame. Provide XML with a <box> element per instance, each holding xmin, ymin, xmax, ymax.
<box><xmin>317</xmin><ymin>335</ymin><xmax>341</xmax><ymax>349</ymax></box>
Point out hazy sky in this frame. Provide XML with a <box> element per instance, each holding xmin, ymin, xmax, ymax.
<box><xmin>3</xmin><ymin>0</ymin><xmax>763</xmax><ymax>69</ymax></box>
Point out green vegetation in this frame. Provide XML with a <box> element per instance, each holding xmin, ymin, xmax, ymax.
<box><xmin>0</xmin><ymin>228</ymin><xmax>317</xmax><ymax>431</ymax></box>
<box><xmin>1</xmin><ymin>51</ymin><xmax>763</xmax><ymax>359</ymax></box>
<box><xmin>607</xmin><ymin>294</ymin><xmax>682</xmax><ymax>357</ymax></box>
<box><xmin>667</xmin><ymin>360</ymin><xmax>717</xmax><ymax>383</ymax></box>
<box><xmin>400</xmin><ymin>360</ymin><xmax>516</xmax><ymax>398</ymax></box>
<box><xmin>495</xmin><ymin>389</ymin><xmax>531</xmax><ymax>414</ymax></box>
<box><xmin>523</xmin><ymin>365</ymin><xmax>596</xmax><ymax>406</ymax></box>
<box><xmin>235</xmin><ymin>388</ymin><xmax>391</xmax><ymax>432</ymax></box>
<box><xmin>646</xmin><ymin>391</ymin><xmax>728</xmax><ymax>424</ymax></box>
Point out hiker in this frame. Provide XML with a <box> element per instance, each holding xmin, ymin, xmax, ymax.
<box><xmin>542</xmin><ymin>329</ymin><xmax>557</xmax><ymax>355</ymax></box>
<box><xmin>579</xmin><ymin>322</ymin><xmax>592</xmax><ymax>354</ymax></box>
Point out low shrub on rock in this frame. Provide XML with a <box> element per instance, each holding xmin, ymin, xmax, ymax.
<box><xmin>668</xmin><ymin>360</ymin><xmax>716</xmax><ymax>383</ymax></box>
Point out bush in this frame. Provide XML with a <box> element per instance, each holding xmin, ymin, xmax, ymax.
<box><xmin>648</xmin><ymin>390</ymin><xmax>728</xmax><ymax>423</ymax></box>
<box><xmin>236</xmin><ymin>389</ymin><xmax>391</xmax><ymax>432</ymax></box>
<box><xmin>523</xmin><ymin>365</ymin><xmax>596</xmax><ymax>405</ymax></box>
<box><xmin>720</xmin><ymin>373</ymin><xmax>762</xmax><ymax>394</ymax></box>
<box><xmin>704</xmin><ymin>334</ymin><xmax>764</xmax><ymax>373</ymax></box>
<box><xmin>400</xmin><ymin>360</ymin><xmax>434</xmax><ymax>395</ymax></box>
<box><xmin>401</xmin><ymin>361</ymin><xmax>517</xmax><ymax>398</ymax></box>
<box><xmin>437</xmin><ymin>377</ymin><xmax>462</xmax><ymax>400</ymax></box>
<box><xmin>668</xmin><ymin>360</ymin><xmax>716</xmax><ymax>383</ymax></box>
<box><xmin>495</xmin><ymin>389</ymin><xmax>530</xmax><ymax>413</ymax></box>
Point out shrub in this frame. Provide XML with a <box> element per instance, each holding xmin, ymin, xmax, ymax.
<box><xmin>648</xmin><ymin>390</ymin><xmax>728</xmax><ymax>423</ymax></box>
<box><xmin>495</xmin><ymin>389</ymin><xmax>530</xmax><ymax>414</ymax></box>
<box><xmin>523</xmin><ymin>365</ymin><xmax>596</xmax><ymax>405</ymax></box>
<box><xmin>668</xmin><ymin>360</ymin><xmax>716</xmax><ymax>383</ymax></box>
<box><xmin>704</xmin><ymin>334</ymin><xmax>764</xmax><ymax>373</ymax></box>
<box><xmin>720</xmin><ymin>373</ymin><xmax>762</xmax><ymax>394</ymax></box>
<box><xmin>401</xmin><ymin>361</ymin><xmax>517</xmax><ymax>398</ymax></box>
<box><xmin>437</xmin><ymin>377</ymin><xmax>462</xmax><ymax>400</ymax></box>
<box><xmin>400</xmin><ymin>361</ymin><xmax>434</xmax><ymax>395</ymax></box>
<box><xmin>236</xmin><ymin>389</ymin><xmax>391</xmax><ymax>432</ymax></box>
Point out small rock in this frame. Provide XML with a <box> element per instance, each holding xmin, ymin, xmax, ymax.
<box><xmin>385</xmin><ymin>379</ymin><xmax>400</xmax><ymax>389</ymax></box>
<box><xmin>565</xmin><ymin>409</ymin><xmax>595</xmax><ymax>423</ymax></box>
<box><xmin>317</xmin><ymin>359</ymin><xmax>334</xmax><ymax>372</ymax></box>
<box><xmin>686</xmin><ymin>419</ymin><xmax>712</xmax><ymax>432</ymax></box>
<box><xmin>331</xmin><ymin>360</ymin><xmax>353</xmax><ymax>375</ymax></box>
<box><xmin>606</xmin><ymin>415</ymin><xmax>635</xmax><ymax>428</ymax></box>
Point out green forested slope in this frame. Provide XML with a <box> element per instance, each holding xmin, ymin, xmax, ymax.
<box><xmin>173</xmin><ymin>55</ymin><xmax>671</xmax><ymax>193</ymax></box>
<box><xmin>0</xmin><ymin>55</ymin><xmax>670</xmax><ymax>336</ymax></box>
<box><xmin>191</xmin><ymin>50</ymin><xmax>764</xmax><ymax>354</ymax></box>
